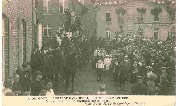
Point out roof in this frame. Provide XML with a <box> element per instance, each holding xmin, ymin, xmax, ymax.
<box><xmin>91</xmin><ymin>0</ymin><xmax>175</xmax><ymax>8</ymax></box>
<box><xmin>91</xmin><ymin>0</ymin><xmax>176</xmax><ymax>3</ymax></box>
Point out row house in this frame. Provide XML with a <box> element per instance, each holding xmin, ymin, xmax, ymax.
<box><xmin>93</xmin><ymin>0</ymin><xmax>176</xmax><ymax>41</ymax></box>
<box><xmin>2</xmin><ymin>0</ymin><xmax>35</xmax><ymax>81</ymax></box>
<box><xmin>35</xmin><ymin>0</ymin><xmax>96</xmax><ymax>48</ymax></box>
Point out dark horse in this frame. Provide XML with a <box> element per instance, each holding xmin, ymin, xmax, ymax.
<box><xmin>63</xmin><ymin>46</ymin><xmax>79</xmax><ymax>93</ymax></box>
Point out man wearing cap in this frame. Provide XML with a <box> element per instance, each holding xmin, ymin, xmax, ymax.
<box><xmin>131</xmin><ymin>76</ymin><xmax>147</xmax><ymax>95</ymax></box>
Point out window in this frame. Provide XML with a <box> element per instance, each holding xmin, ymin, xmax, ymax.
<box><xmin>154</xmin><ymin>28</ymin><xmax>159</xmax><ymax>40</ymax></box>
<box><xmin>43</xmin><ymin>24</ymin><xmax>51</xmax><ymax>37</ymax></box>
<box><xmin>59</xmin><ymin>24</ymin><xmax>64</xmax><ymax>34</ymax></box>
<box><xmin>119</xmin><ymin>25</ymin><xmax>124</xmax><ymax>34</ymax></box>
<box><xmin>22</xmin><ymin>19</ymin><xmax>27</xmax><ymax>63</ymax></box>
<box><xmin>154</xmin><ymin>14</ymin><xmax>160</xmax><ymax>22</ymax></box>
<box><xmin>138</xmin><ymin>12</ymin><xmax>144</xmax><ymax>22</ymax></box>
<box><xmin>43</xmin><ymin>0</ymin><xmax>51</xmax><ymax>13</ymax></box>
<box><xmin>118</xmin><ymin>14</ymin><xmax>124</xmax><ymax>22</ymax></box>
<box><xmin>106</xmin><ymin>13</ymin><xmax>111</xmax><ymax>22</ymax></box>
<box><xmin>106</xmin><ymin>29</ymin><xmax>111</xmax><ymax>40</ymax></box>
<box><xmin>59</xmin><ymin>0</ymin><xmax>64</xmax><ymax>13</ymax></box>
<box><xmin>169</xmin><ymin>27</ymin><xmax>175</xmax><ymax>37</ymax></box>
<box><xmin>138</xmin><ymin>26</ymin><xmax>143</xmax><ymax>36</ymax></box>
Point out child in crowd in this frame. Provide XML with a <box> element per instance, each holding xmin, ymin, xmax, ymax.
<box><xmin>97</xmin><ymin>84</ymin><xmax>106</xmax><ymax>95</ymax></box>
<box><xmin>45</xmin><ymin>81</ymin><xmax>55</xmax><ymax>96</ymax></box>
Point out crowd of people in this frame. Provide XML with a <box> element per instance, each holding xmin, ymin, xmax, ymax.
<box><xmin>2</xmin><ymin>32</ymin><xmax>92</xmax><ymax>96</ymax></box>
<box><xmin>93</xmin><ymin>34</ymin><xmax>175</xmax><ymax>95</ymax></box>
<box><xmin>2</xmin><ymin>31</ymin><xmax>175</xmax><ymax>96</ymax></box>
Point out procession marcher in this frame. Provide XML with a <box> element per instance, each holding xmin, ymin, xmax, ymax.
<box><xmin>131</xmin><ymin>76</ymin><xmax>147</xmax><ymax>95</ymax></box>
<box><xmin>104</xmin><ymin>55</ymin><xmax>112</xmax><ymax>77</ymax></box>
<box><xmin>96</xmin><ymin>57</ymin><xmax>104</xmax><ymax>81</ymax></box>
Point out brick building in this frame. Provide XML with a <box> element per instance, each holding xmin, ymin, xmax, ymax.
<box><xmin>93</xmin><ymin>0</ymin><xmax>176</xmax><ymax>41</ymax></box>
<box><xmin>35</xmin><ymin>0</ymin><xmax>96</xmax><ymax>48</ymax></box>
<box><xmin>2</xmin><ymin>0</ymin><xmax>35</xmax><ymax>81</ymax></box>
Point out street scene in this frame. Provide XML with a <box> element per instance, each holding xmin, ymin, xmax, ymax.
<box><xmin>2</xmin><ymin>0</ymin><xmax>176</xmax><ymax>96</ymax></box>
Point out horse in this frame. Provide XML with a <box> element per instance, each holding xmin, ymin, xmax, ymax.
<box><xmin>63</xmin><ymin>46</ymin><xmax>80</xmax><ymax>93</ymax></box>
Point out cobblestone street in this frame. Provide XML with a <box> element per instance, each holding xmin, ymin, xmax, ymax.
<box><xmin>73</xmin><ymin>64</ymin><xmax>132</xmax><ymax>95</ymax></box>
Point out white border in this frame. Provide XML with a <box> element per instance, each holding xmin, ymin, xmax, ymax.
<box><xmin>0</xmin><ymin>0</ymin><xmax>3</xmax><ymax>105</ymax></box>
<box><xmin>176</xmin><ymin>0</ymin><xmax>179</xmax><ymax>106</ymax></box>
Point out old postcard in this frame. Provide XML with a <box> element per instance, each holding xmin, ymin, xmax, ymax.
<box><xmin>1</xmin><ymin>0</ymin><xmax>176</xmax><ymax>105</ymax></box>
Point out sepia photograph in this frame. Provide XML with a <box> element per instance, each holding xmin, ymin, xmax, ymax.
<box><xmin>1</xmin><ymin>0</ymin><xmax>176</xmax><ymax>98</ymax></box>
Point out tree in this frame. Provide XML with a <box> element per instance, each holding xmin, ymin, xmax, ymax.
<box><xmin>64</xmin><ymin>9</ymin><xmax>72</xmax><ymax>32</ymax></box>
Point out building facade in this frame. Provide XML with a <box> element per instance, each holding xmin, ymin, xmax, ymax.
<box><xmin>2</xmin><ymin>0</ymin><xmax>35</xmax><ymax>81</ymax></box>
<box><xmin>35</xmin><ymin>0</ymin><xmax>96</xmax><ymax>48</ymax></box>
<box><xmin>94</xmin><ymin>0</ymin><xmax>176</xmax><ymax>41</ymax></box>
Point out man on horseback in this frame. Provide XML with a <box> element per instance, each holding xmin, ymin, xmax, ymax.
<box><xmin>61</xmin><ymin>32</ymin><xmax>80</xmax><ymax>93</ymax></box>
